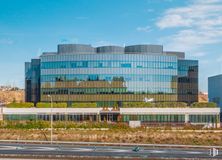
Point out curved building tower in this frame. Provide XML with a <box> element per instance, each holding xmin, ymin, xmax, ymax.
<box><xmin>25</xmin><ymin>44</ymin><xmax>198</xmax><ymax>106</ymax></box>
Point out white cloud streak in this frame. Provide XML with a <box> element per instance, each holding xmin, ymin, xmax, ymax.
<box><xmin>156</xmin><ymin>0</ymin><xmax>222</xmax><ymax>56</ymax></box>
<box><xmin>137</xmin><ymin>26</ymin><xmax>152</xmax><ymax>32</ymax></box>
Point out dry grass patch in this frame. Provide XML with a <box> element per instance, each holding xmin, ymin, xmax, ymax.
<box><xmin>0</xmin><ymin>128</ymin><xmax>222</xmax><ymax>146</ymax></box>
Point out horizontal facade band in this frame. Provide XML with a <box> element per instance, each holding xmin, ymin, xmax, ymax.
<box><xmin>41</xmin><ymin>94</ymin><xmax>178</xmax><ymax>102</ymax></box>
<box><xmin>40</xmin><ymin>61</ymin><xmax>177</xmax><ymax>69</ymax></box>
<box><xmin>41</xmin><ymin>81</ymin><xmax>178</xmax><ymax>89</ymax></box>
<box><xmin>41</xmin><ymin>68</ymin><xmax>177</xmax><ymax>75</ymax></box>
<box><xmin>2</xmin><ymin>107</ymin><xmax>219</xmax><ymax>115</ymax></box>
<box><xmin>40</xmin><ymin>54</ymin><xmax>177</xmax><ymax>62</ymax></box>
<box><xmin>40</xmin><ymin>74</ymin><xmax>178</xmax><ymax>83</ymax></box>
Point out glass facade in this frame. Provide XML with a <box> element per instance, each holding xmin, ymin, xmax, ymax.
<box><xmin>25</xmin><ymin>44</ymin><xmax>198</xmax><ymax>106</ymax></box>
<box><xmin>122</xmin><ymin>114</ymin><xmax>185</xmax><ymax>123</ymax></box>
<box><xmin>209</xmin><ymin>74</ymin><xmax>222</xmax><ymax>108</ymax></box>
<box><xmin>189</xmin><ymin>115</ymin><xmax>218</xmax><ymax>123</ymax></box>
<box><xmin>40</xmin><ymin>53</ymin><xmax>178</xmax><ymax>104</ymax></box>
<box><xmin>25</xmin><ymin>59</ymin><xmax>41</xmax><ymax>104</ymax></box>
<box><xmin>4</xmin><ymin>113</ymin><xmax>218</xmax><ymax>124</ymax></box>
<box><xmin>178</xmin><ymin>60</ymin><xmax>198</xmax><ymax>104</ymax></box>
<box><xmin>4</xmin><ymin>114</ymin><xmax>98</xmax><ymax>121</ymax></box>
<box><xmin>208</xmin><ymin>74</ymin><xmax>222</xmax><ymax>122</ymax></box>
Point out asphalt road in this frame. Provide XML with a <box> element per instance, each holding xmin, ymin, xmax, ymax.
<box><xmin>0</xmin><ymin>142</ymin><xmax>221</xmax><ymax>159</ymax></box>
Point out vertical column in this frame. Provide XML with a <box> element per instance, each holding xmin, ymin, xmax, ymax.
<box><xmin>0</xmin><ymin>107</ymin><xmax>3</xmax><ymax>121</ymax></box>
<box><xmin>185</xmin><ymin>114</ymin><xmax>189</xmax><ymax>123</ymax></box>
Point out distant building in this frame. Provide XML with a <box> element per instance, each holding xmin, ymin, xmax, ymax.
<box><xmin>208</xmin><ymin>74</ymin><xmax>222</xmax><ymax>108</ymax></box>
<box><xmin>198</xmin><ymin>92</ymin><xmax>208</xmax><ymax>102</ymax></box>
<box><xmin>25</xmin><ymin>44</ymin><xmax>198</xmax><ymax>106</ymax></box>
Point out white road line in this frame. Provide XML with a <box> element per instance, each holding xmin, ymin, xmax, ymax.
<box><xmin>0</xmin><ymin>146</ymin><xmax>21</xmax><ymax>150</ymax></box>
<box><xmin>186</xmin><ymin>151</ymin><xmax>206</xmax><ymax>154</ymax></box>
<box><xmin>149</xmin><ymin>150</ymin><xmax>167</xmax><ymax>153</ymax></box>
<box><xmin>104</xmin><ymin>149</ymin><xmax>131</xmax><ymax>152</ymax></box>
<box><xmin>25</xmin><ymin>147</ymin><xmax>57</xmax><ymax>151</ymax></box>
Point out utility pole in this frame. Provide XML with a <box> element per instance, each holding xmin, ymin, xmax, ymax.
<box><xmin>48</xmin><ymin>95</ymin><xmax>53</xmax><ymax>144</ymax></box>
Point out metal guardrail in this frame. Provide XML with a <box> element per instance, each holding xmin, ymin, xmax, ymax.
<box><xmin>0</xmin><ymin>140</ymin><xmax>221</xmax><ymax>149</ymax></box>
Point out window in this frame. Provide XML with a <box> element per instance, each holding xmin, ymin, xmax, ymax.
<box><xmin>121</xmin><ymin>63</ymin><xmax>131</xmax><ymax>68</ymax></box>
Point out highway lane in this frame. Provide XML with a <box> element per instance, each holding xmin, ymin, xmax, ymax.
<box><xmin>0</xmin><ymin>143</ymin><xmax>221</xmax><ymax>159</ymax></box>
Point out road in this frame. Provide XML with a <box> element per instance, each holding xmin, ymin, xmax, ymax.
<box><xmin>0</xmin><ymin>142</ymin><xmax>221</xmax><ymax>159</ymax></box>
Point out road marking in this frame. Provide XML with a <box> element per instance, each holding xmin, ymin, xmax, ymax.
<box><xmin>105</xmin><ymin>149</ymin><xmax>131</xmax><ymax>152</ymax></box>
<box><xmin>0</xmin><ymin>146</ymin><xmax>20</xmax><ymax>150</ymax></box>
<box><xmin>148</xmin><ymin>150</ymin><xmax>166</xmax><ymax>153</ymax></box>
<box><xmin>25</xmin><ymin>147</ymin><xmax>57</xmax><ymax>151</ymax></box>
<box><xmin>186</xmin><ymin>151</ymin><xmax>204</xmax><ymax>154</ymax></box>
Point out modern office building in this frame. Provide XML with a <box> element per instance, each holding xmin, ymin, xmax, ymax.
<box><xmin>208</xmin><ymin>74</ymin><xmax>222</xmax><ymax>108</ymax></box>
<box><xmin>25</xmin><ymin>44</ymin><xmax>198</xmax><ymax>106</ymax></box>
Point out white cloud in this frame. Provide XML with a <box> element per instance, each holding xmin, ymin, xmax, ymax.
<box><xmin>156</xmin><ymin>0</ymin><xmax>222</xmax><ymax>57</ymax></box>
<box><xmin>157</xmin><ymin>1</ymin><xmax>222</xmax><ymax>29</ymax></box>
<box><xmin>136</xmin><ymin>26</ymin><xmax>152</xmax><ymax>32</ymax></box>
<box><xmin>157</xmin><ymin>14</ymin><xmax>193</xmax><ymax>29</ymax></box>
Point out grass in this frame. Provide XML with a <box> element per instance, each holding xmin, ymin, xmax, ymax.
<box><xmin>0</xmin><ymin>121</ymin><xmax>130</xmax><ymax>130</ymax></box>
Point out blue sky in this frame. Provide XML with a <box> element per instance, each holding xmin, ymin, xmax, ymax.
<box><xmin>0</xmin><ymin>0</ymin><xmax>222</xmax><ymax>92</ymax></box>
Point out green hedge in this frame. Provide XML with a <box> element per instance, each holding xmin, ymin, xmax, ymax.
<box><xmin>72</xmin><ymin>102</ymin><xmax>97</xmax><ymax>108</ymax></box>
<box><xmin>123</xmin><ymin>102</ymin><xmax>153</xmax><ymax>108</ymax></box>
<box><xmin>0</xmin><ymin>121</ymin><xmax>129</xmax><ymax>130</ymax></box>
<box><xmin>36</xmin><ymin>102</ymin><xmax>67</xmax><ymax>108</ymax></box>
<box><xmin>155</xmin><ymin>102</ymin><xmax>187</xmax><ymax>108</ymax></box>
<box><xmin>122</xmin><ymin>102</ymin><xmax>218</xmax><ymax>108</ymax></box>
<box><xmin>122</xmin><ymin>102</ymin><xmax>188</xmax><ymax>108</ymax></box>
<box><xmin>6</xmin><ymin>102</ymin><xmax>34</xmax><ymax>108</ymax></box>
<box><xmin>190</xmin><ymin>102</ymin><xmax>217</xmax><ymax>108</ymax></box>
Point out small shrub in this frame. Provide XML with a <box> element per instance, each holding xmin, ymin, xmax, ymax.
<box><xmin>122</xmin><ymin>102</ymin><xmax>154</xmax><ymax>108</ymax></box>
<box><xmin>122</xmin><ymin>102</ymin><xmax>187</xmax><ymax>108</ymax></box>
<box><xmin>71</xmin><ymin>103</ymin><xmax>97</xmax><ymax>108</ymax></box>
<box><xmin>190</xmin><ymin>102</ymin><xmax>217</xmax><ymax>108</ymax></box>
<box><xmin>36</xmin><ymin>102</ymin><xmax>67</xmax><ymax>108</ymax></box>
<box><xmin>155</xmin><ymin>102</ymin><xmax>187</xmax><ymax>108</ymax></box>
<box><xmin>6</xmin><ymin>102</ymin><xmax>34</xmax><ymax>108</ymax></box>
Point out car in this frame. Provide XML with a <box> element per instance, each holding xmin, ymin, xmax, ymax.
<box><xmin>132</xmin><ymin>146</ymin><xmax>140</xmax><ymax>152</ymax></box>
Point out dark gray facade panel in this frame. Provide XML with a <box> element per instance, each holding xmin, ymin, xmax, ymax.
<box><xmin>125</xmin><ymin>45</ymin><xmax>163</xmax><ymax>54</ymax></box>
<box><xmin>96</xmin><ymin>46</ymin><xmax>124</xmax><ymax>54</ymax></box>
<box><xmin>42</xmin><ymin>52</ymin><xmax>57</xmax><ymax>55</ymax></box>
<box><xmin>164</xmin><ymin>51</ymin><xmax>185</xmax><ymax>59</ymax></box>
<box><xmin>58</xmin><ymin>44</ymin><xmax>95</xmax><ymax>54</ymax></box>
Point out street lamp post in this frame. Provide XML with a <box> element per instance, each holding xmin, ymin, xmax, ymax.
<box><xmin>48</xmin><ymin>95</ymin><xmax>53</xmax><ymax>144</ymax></box>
